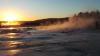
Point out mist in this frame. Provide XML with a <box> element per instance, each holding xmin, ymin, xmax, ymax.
<box><xmin>36</xmin><ymin>11</ymin><xmax>100</xmax><ymax>31</ymax></box>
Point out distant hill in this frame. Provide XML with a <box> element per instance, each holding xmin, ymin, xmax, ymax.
<box><xmin>0</xmin><ymin>17</ymin><xmax>69</xmax><ymax>27</ymax></box>
<box><xmin>34</xmin><ymin>11</ymin><xmax>100</xmax><ymax>31</ymax></box>
<box><xmin>0</xmin><ymin>11</ymin><xmax>100</xmax><ymax>30</ymax></box>
<box><xmin>20</xmin><ymin>17</ymin><xmax>69</xmax><ymax>26</ymax></box>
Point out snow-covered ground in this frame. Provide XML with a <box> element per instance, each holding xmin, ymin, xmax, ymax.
<box><xmin>0</xmin><ymin>29</ymin><xmax>100</xmax><ymax>56</ymax></box>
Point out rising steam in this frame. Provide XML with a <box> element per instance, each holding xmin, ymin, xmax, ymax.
<box><xmin>36</xmin><ymin>11</ymin><xmax>100</xmax><ymax>31</ymax></box>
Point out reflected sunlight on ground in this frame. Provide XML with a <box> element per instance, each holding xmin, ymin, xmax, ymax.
<box><xmin>8</xmin><ymin>50</ymin><xmax>21</xmax><ymax>54</ymax></box>
<box><xmin>1</xmin><ymin>21</ymin><xmax>20</xmax><ymax>26</ymax></box>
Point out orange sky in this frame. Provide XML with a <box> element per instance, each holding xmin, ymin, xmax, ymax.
<box><xmin>0</xmin><ymin>9</ymin><xmax>38</xmax><ymax>21</ymax></box>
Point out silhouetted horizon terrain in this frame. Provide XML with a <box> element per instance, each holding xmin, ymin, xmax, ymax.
<box><xmin>0</xmin><ymin>17</ymin><xmax>69</xmax><ymax>27</ymax></box>
<box><xmin>0</xmin><ymin>11</ymin><xmax>100</xmax><ymax>30</ymax></box>
<box><xmin>0</xmin><ymin>11</ymin><xmax>100</xmax><ymax>56</ymax></box>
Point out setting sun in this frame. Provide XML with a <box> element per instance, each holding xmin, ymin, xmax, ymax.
<box><xmin>0</xmin><ymin>9</ymin><xmax>38</xmax><ymax>21</ymax></box>
<box><xmin>0</xmin><ymin>11</ymin><xmax>21</xmax><ymax>26</ymax></box>
<box><xmin>4</xmin><ymin>13</ymin><xmax>18</xmax><ymax>21</ymax></box>
<box><xmin>2</xmin><ymin>11</ymin><xmax>20</xmax><ymax>21</ymax></box>
<box><xmin>0</xmin><ymin>9</ymin><xmax>38</xmax><ymax>26</ymax></box>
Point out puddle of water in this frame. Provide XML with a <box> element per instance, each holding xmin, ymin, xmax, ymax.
<box><xmin>0</xmin><ymin>27</ymin><xmax>35</xmax><ymax>50</ymax></box>
<box><xmin>0</xmin><ymin>27</ymin><xmax>52</xmax><ymax>50</ymax></box>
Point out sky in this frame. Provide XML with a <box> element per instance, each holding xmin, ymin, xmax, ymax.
<box><xmin>0</xmin><ymin>0</ymin><xmax>100</xmax><ymax>21</ymax></box>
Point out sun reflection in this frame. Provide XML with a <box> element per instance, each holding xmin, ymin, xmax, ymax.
<box><xmin>8</xmin><ymin>41</ymin><xmax>19</xmax><ymax>48</ymax></box>
<box><xmin>0</xmin><ymin>49</ymin><xmax>21</xmax><ymax>56</ymax></box>
<box><xmin>9</xmin><ymin>35</ymin><xmax>15</xmax><ymax>38</ymax></box>
<box><xmin>8</xmin><ymin>27</ymin><xmax>15</xmax><ymax>30</ymax></box>
<box><xmin>6</xmin><ymin>33</ymin><xmax>17</xmax><ymax>36</ymax></box>
<box><xmin>5</xmin><ymin>41</ymin><xmax>23</xmax><ymax>49</ymax></box>
<box><xmin>8</xmin><ymin>50</ymin><xmax>21</xmax><ymax>54</ymax></box>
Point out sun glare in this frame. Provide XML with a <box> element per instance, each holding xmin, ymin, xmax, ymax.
<box><xmin>3</xmin><ymin>12</ymin><xmax>19</xmax><ymax>21</ymax></box>
<box><xmin>0</xmin><ymin>11</ymin><xmax>22</xmax><ymax>26</ymax></box>
<box><xmin>0</xmin><ymin>10</ymin><xmax>35</xmax><ymax>26</ymax></box>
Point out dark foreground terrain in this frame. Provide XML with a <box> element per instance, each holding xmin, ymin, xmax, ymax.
<box><xmin>0</xmin><ymin>28</ymin><xmax>100</xmax><ymax>56</ymax></box>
